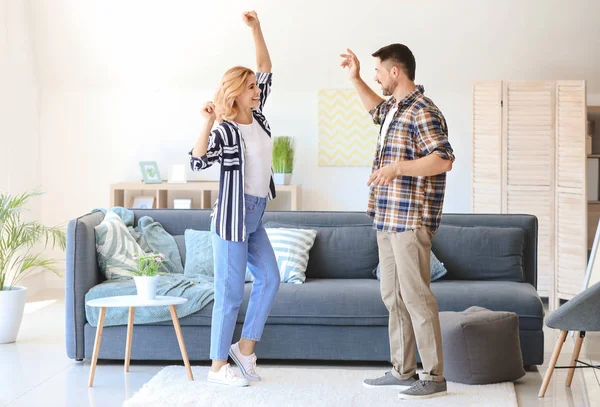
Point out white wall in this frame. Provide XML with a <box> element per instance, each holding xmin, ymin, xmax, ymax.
<box><xmin>0</xmin><ymin>0</ymin><xmax>47</xmax><ymax>293</ymax></box>
<box><xmin>23</xmin><ymin>0</ymin><xmax>600</xmax><ymax>286</ymax></box>
<box><xmin>0</xmin><ymin>0</ymin><xmax>40</xmax><ymax>196</ymax></box>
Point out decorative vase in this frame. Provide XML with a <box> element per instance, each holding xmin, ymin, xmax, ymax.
<box><xmin>0</xmin><ymin>286</ymin><xmax>28</xmax><ymax>344</ymax></box>
<box><xmin>133</xmin><ymin>276</ymin><xmax>159</xmax><ymax>300</ymax></box>
<box><xmin>273</xmin><ymin>173</ymin><xmax>293</xmax><ymax>185</ymax></box>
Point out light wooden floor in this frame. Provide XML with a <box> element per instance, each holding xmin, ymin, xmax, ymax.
<box><xmin>1</xmin><ymin>290</ymin><xmax>599</xmax><ymax>406</ymax></box>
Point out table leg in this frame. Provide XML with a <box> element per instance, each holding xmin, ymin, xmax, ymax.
<box><xmin>124</xmin><ymin>307</ymin><xmax>135</xmax><ymax>372</ymax></box>
<box><xmin>169</xmin><ymin>305</ymin><xmax>194</xmax><ymax>380</ymax></box>
<box><xmin>88</xmin><ymin>307</ymin><xmax>106</xmax><ymax>387</ymax></box>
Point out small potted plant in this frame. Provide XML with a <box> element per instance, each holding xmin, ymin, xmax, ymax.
<box><xmin>272</xmin><ymin>136</ymin><xmax>295</xmax><ymax>185</ymax></box>
<box><xmin>0</xmin><ymin>190</ymin><xmax>66</xmax><ymax>344</ymax></box>
<box><xmin>131</xmin><ymin>252</ymin><xmax>166</xmax><ymax>300</ymax></box>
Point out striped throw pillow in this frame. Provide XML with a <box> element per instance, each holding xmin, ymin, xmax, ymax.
<box><xmin>245</xmin><ymin>228</ymin><xmax>318</xmax><ymax>284</ymax></box>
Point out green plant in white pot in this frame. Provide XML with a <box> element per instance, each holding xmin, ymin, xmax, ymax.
<box><xmin>0</xmin><ymin>190</ymin><xmax>66</xmax><ymax>344</ymax></box>
<box><xmin>131</xmin><ymin>252</ymin><xmax>167</xmax><ymax>300</ymax></box>
<box><xmin>272</xmin><ymin>136</ymin><xmax>295</xmax><ymax>185</ymax></box>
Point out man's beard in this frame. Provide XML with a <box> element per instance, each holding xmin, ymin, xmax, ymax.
<box><xmin>381</xmin><ymin>80</ymin><xmax>397</xmax><ymax>96</ymax></box>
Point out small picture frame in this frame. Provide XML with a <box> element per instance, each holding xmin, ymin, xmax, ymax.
<box><xmin>131</xmin><ymin>196</ymin><xmax>156</xmax><ymax>209</ymax></box>
<box><xmin>168</xmin><ymin>164</ymin><xmax>187</xmax><ymax>184</ymax></box>
<box><xmin>139</xmin><ymin>161</ymin><xmax>162</xmax><ymax>184</ymax></box>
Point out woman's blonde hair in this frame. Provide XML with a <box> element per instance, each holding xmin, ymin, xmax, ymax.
<box><xmin>214</xmin><ymin>66</ymin><xmax>255</xmax><ymax>122</ymax></box>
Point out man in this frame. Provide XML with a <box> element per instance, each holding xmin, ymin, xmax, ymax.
<box><xmin>341</xmin><ymin>44</ymin><xmax>454</xmax><ymax>400</ymax></box>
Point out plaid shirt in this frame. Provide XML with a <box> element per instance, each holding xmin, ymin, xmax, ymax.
<box><xmin>368</xmin><ymin>85</ymin><xmax>454</xmax><ymax>234</ymax></box>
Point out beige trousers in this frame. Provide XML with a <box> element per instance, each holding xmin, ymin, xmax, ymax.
<box><xmin>377</xmin><ymin>228</ymin><xmax>444</xmax><ymax>382</ymax></box>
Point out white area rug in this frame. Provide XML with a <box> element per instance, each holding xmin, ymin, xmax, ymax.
<box><xmin>124</xmin><ymin>366</ymin><xmax>518</xmax><ymax>407</ymax></box>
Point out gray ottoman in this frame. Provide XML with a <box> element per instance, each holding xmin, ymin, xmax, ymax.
<box><xmin>440</xmin><ymin>306</ymin><xmax>526</xmax><ymax>384</ymax></box>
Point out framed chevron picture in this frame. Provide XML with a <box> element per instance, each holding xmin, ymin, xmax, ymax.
<box><xmin>318</xmin><ymin>89</ymin><xmax>378</xmax><ymax>166</ymax></box>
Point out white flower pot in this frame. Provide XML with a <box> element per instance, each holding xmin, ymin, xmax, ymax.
<box><xmin>273</xmin><ymin>173</ymin><xmax>293</xmax><ymax>185</ymax></box>
<box><xmin>133</xmin><ymin>276</ymin><xmax>159</xmax><ymax>300</ymax></box>
<box><xmin>0</xmin><ymin>286</ymin><xmax>28</xmax><ymax>344</ymax></box>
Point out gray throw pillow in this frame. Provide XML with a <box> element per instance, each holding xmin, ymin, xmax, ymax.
<box><xmin>432</xmin><ymin>225</ymin><xmax>525</xmax><ymax>281</ymax></box>
<box><xmin>137</xmin><ymin>216</ymin><xmax>184</xmax><ymax>274</ymax></box>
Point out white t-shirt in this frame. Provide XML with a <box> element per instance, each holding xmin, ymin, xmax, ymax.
<box><xmin>379</xmin><ymin>105</ymin><xmax>399</xmax><ymax>154</ymax></box>
<box><xmin>237</xmin><ymin>119</ymin><xmax>273</xmax><ymax>198</ymax></box>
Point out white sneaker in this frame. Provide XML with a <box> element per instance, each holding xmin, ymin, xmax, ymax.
<box><xmin>229</xmin><ymin>342</ymin><xmax>261</xmax><ymax>381</ymax></box>
<box><xmin>207</xmin><ymin>363</ymin><xmax>249</xmax><ymax>387</ymax></box>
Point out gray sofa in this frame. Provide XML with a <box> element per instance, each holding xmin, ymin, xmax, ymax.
<box><xmin>66</xmin><ymin>211</ymin><xmax>544</xmax><ymax>366</ymax></box>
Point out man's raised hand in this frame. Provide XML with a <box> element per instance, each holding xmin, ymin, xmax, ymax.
<box><xmin>340</xmin><ymin>48</ymin><xmax>361</xmax><ymax>80</ymax></box>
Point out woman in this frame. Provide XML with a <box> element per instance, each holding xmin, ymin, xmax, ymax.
<box><xmin>189</xmin><ymin>10</ymin><xmax>280</xmax><ymax>387</ymax></box>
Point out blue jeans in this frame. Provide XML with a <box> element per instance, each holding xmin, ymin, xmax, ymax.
<box><xmin>210</xmin><ymin>194</ymin><xmax>280</xmax><ymax>361</ymax></box>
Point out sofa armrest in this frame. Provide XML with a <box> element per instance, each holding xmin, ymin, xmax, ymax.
<box><xmin>65</xmin><ymin>211</ymin><xmax>105</xmax><ymax>360</ymax></box>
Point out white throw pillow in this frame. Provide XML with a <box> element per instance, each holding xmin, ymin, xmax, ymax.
<box><xmin>95</xmin><ymin>212</ymin><xmax>142</xmax><ymax>280</ymax></box>
<box><xmin>245</xmin><ymin>227</ymin><xmax>317</xmax><ymax>284</ymax></box>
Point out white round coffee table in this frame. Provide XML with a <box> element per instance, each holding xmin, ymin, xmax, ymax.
<box><xmin>85</xmin><ymin>295</ymin><xmax>193</xmax><ymax>387</ymax></box>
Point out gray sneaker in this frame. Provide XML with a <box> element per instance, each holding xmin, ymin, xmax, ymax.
<box><xmin>398</xmin><ymin>379</ymin><xmax>447</xmax><ymax>400</ymax></box>
<box><xmin>362</xmin><ymin>371</ymin><xmax>419</xmax><ymax>390</ymax></box>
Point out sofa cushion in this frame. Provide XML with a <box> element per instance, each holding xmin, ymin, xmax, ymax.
<box><xmin>432</xmin><ymin>225</ymin><xmax>526</xmax><ymax>281</ymax></box>
<box><xmin>264</xmin><ymin>222</ymin><xmax>378</xmax><ymax>279</ymax></box>
<box><xmin>167</xmin><ymin>279</ymin><xmax>543</xmax><ymax>330</ymax></box>
<box><xmin>184</xmin><ymin>230</ymin><xmax>214</xmax><ymax>278</ymax></box>
<box><xmin>169</xmin><ymin>279</ymin><xmax>386</xmax><ymax>327</ymax></box>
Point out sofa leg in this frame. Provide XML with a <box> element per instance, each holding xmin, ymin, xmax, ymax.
<box><xmin>566</xmin><ymin>331</ymin><xmax>585</xmax><ymax>387</ymax></box>
<box><xmin>76</xmin><ymin>359</ymin><xmax>84</xmax><ymax>362</ymax></box>
<box><xmin>539</xmin><ymin>330</ymin><xmax>568</xmax><ymax>398</ymax></box>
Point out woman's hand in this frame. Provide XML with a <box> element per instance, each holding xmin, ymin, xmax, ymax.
<box><xmin>201</xmin><ymin>101</ymin><xmax>216</xmax><ymax>122</ymax></box>
<box><xmin>242</xmin><ymin>10</ymin><xmax>260</xmax><ymax>28</ymax></box>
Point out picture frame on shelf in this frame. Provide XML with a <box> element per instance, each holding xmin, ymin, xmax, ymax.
<box><xmin>168</xmin><ymin>164</ymin><xmax>187</xmax><ymax>184</ymax></box>
<box><xmin>139</xmin><ymin>161</ymin><xmax>162</xmax><ymax>184</ymax></box>
<box><xmin>131</xmin><ymin>196</ymin><xmax>156</xmax><ymax>209</ymax></box>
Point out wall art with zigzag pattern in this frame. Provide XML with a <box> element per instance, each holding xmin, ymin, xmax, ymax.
<box><xmin>318</xmin><ymin>89</ymin><xmax>379</xmax><ymax>166</ymax></box>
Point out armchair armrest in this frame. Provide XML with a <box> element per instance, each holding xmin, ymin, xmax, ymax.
<box><xmin>65</xmin><ymin>211</ymin><xmax>105</xmax><ymax>359</ymax></box>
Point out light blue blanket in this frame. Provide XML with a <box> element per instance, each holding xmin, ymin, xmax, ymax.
<box><xmin>87</xmin><ymin>207</ymin><xmax>215</xmax><ymax>327</ymax></box>
<box><xmin>85</xmin><ymin>274</ymin><xmax>214</xmax><ymax>327</ymax></box>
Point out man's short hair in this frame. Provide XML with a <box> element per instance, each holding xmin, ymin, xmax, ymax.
<box><xmin>372</xmin><ymin>44</ymin><xmax>416</xmax><ymax>81</ymax></box>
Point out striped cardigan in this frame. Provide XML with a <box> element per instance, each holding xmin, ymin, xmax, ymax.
<box><xmin>189</xmin><ymin>72</ymin><xmax>276</xmax><ymax>242</ymax></box>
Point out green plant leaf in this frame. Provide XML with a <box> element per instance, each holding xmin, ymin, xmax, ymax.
<box><xmin>272</xmin><ymin>136</ymin><xmax>295</xmax><ymax>174</ymax></box>
<box><xmin>0</xmin><ymin>190</ymin><xmax>66</xmax><ymax>290</ymax></box>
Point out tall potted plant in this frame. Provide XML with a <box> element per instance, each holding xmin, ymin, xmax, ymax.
<box><xmin>0</xmin><ymin>191</ymin><xmax>66</xmax><ymax>343</ymax></box>
<box><xmin>272</xmin><ymin>136</ymin><xmax>295</xmax><ymax>185</ymax></box>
